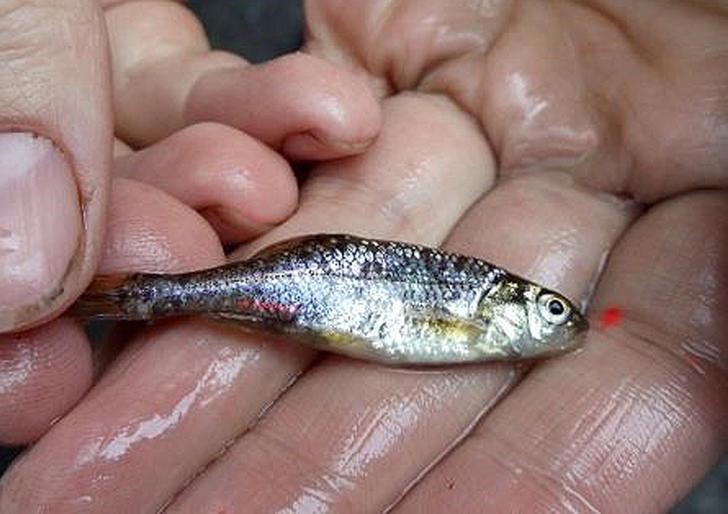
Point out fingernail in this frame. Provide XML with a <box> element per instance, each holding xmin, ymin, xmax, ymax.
<box><xmin>0</xmin><ymin>133</ymin><xmax>82</xmax><ymax>331</ymax></box>
<box><xmin>281</xmin><ymin>131</ymin><xmax>373</xmax><ymax>160</ymax></box>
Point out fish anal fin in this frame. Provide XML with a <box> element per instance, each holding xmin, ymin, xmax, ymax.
<box><xmin>208</xmin><ymin>296</ymin><xmax>299</xmax><ymax>327</ymax></box>
<box><xmin>206</xmin><ymin>312</ymin><xmax>263</xmax><ymax>332</ymax></box>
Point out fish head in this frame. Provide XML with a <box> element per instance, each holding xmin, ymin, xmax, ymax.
<box><xmin>477</xmin><ymin>278</ymin><xmax>588</xmax><ymax>359</ymax></box>
<box><xmin>521</xmin><ymin>284</ymin><xmax>588</xmax><ymax>357</ymax></box>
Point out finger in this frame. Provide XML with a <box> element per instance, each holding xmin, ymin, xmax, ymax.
<box><xmin>186</xmin><ymin>52</ymin><xmax>380</xmax><ymax>160</ymax></box>
<box><xmin>0</xmin><ymin>1</ymin><xmax>112</xmax><ymax>332</ymax></box>
<box><xmin>0</xmin><ymin>173</ymin><xmax>224</xmax><ymax>448</ymax></box>
<box><xmin>0</xmin><ymin>171</ymin><xmax>222</xmax><ymax>447</ymax></box>
<box><xmin>113</xmin><ymin>137</ymin><xmax>133</xmax><ymax>157</ymax></box>
<box><xmin>0</xmin><ymin>319</ymin><xmax>91</xmax><ymax>445</ymax></box>
<box><xmin>114</xmin><ymin>122</ymin><xmax>298</xmax><ymax>244</ymax></box>
<box><xmin>172</xmin><ymin>361</ymin><xmax>516</xmax><ymax>514</ymax></box>
<box><xmin>418</xmin><ymin>0</ymin><xmax>603</xmax><ymax>176</ymax></box>
<box><xmin>0</xmin><ymin>93</ymin><xmax>493</xmax><ymax>513</ymax></box>
<box><xmin>0</xmin><ymin>177</ymin><xmax>229</xmax><ymax>509</ymax></box>
<box><xmin>237</xmin><ymin>92</ymin><xmax>493</xmax><ymax>255</ymax></box>
<box><xmin>107</xmin><ymin>1</ymin><xmax>380</xmax><ymax>160</ymax></box>
<box><xmin>397</xmin><ymin>192</ymin><xmax>728</xmax><ymax>513</ymax></box>
<box><xmin>170</xmin><ymin>171</ymin><xmax>635</xmax><ymax>512</ymax></box>
<box><xmin>415</xmin><ymin>0</ymin><xmax>728</xmax><ymax>201</ymax></box>
<box><xmin>97</xmin><ymin>178</ymin><xmax>225</xmax><ymax>274</ymax></box>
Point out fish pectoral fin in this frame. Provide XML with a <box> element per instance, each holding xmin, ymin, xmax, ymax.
<box><xmin>408</xmin><ymin>310</ymin><xmax>521</xmax><ymax>360</ymax></box>
<box><xmin>407</xmin><ymin>309</ymin><xmax>484</xmax><ymax>344</ymax></box>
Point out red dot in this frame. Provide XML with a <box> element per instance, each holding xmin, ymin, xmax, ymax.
<box><xmin>599</xmin><ymin>307</ymin><xmax>622</xmax><ymax>330</ymax></box>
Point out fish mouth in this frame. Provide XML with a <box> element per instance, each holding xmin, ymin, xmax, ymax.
<box><xmin>573</xmin><ymin>315</ymin><xmax>589</xmax><ymax>337</ymax></box>
<box><xmin>567</xmin><ymin>326</ymin><xmax>588</xmax><ymax>350</ymax></box>
<box><xmin>537</xmin><ymin>317</ymin><xmax>589</xmax><ymax>356</ymax></box>
<box><xmin>559</xmin><ymin>317</ymin><xmax>590</xmax><ymax>352</ymax></box>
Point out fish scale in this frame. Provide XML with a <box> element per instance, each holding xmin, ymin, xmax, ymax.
<box><xmin>72</xmin><ymin>234</ymin><xmax>588</xmax><ymax>365</ymax></box>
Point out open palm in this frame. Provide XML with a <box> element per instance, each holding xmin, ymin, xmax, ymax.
<box><xmin>2</xmin><ymin>1</ymin><xmax>727</xmax><ymax>512</ymax></box>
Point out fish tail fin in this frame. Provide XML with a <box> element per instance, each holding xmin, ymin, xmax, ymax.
<box><xmin>70</xmin><ymin>274</ymin><xmax>140</xmax><ymax>321</ymax></box>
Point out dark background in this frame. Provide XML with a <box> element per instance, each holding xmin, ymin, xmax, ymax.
<box><xmin>1</xmin><ymin>1</ymin><xmax>726</xmax><ymax>511</ymax></box>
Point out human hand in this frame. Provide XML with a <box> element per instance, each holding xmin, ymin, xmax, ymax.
<box><xmin>3</xmin><ymin>1</ymin><xmax>727</xmax><ymax>513</ymax></box>
<box><xmin>0</xmin><ymin>0</ymin><xmax>378</xmax><ymax>445</ymax></box>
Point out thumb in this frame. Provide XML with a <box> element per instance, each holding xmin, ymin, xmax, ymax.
<box><xmin>0</xmin><ymin>0</ymin><xmax>112</xmax><ymax>332</ymax></box>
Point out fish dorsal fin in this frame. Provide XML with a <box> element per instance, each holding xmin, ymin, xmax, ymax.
<box><xmin>250</xmin><ymin>233</ymin><xmax>354</xmax><ymax>259</ymax></box>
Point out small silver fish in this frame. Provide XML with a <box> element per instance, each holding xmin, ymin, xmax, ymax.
<box><xmin>72</xmin><ymin>234</ymin><xmax>588</xmax><ymax>365</ymax></box>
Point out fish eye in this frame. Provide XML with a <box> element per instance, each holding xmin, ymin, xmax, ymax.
<box><xmin>537</xmin><ymin>293</ymin><xmax>571</xmax><ymax>325</ymax></box>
